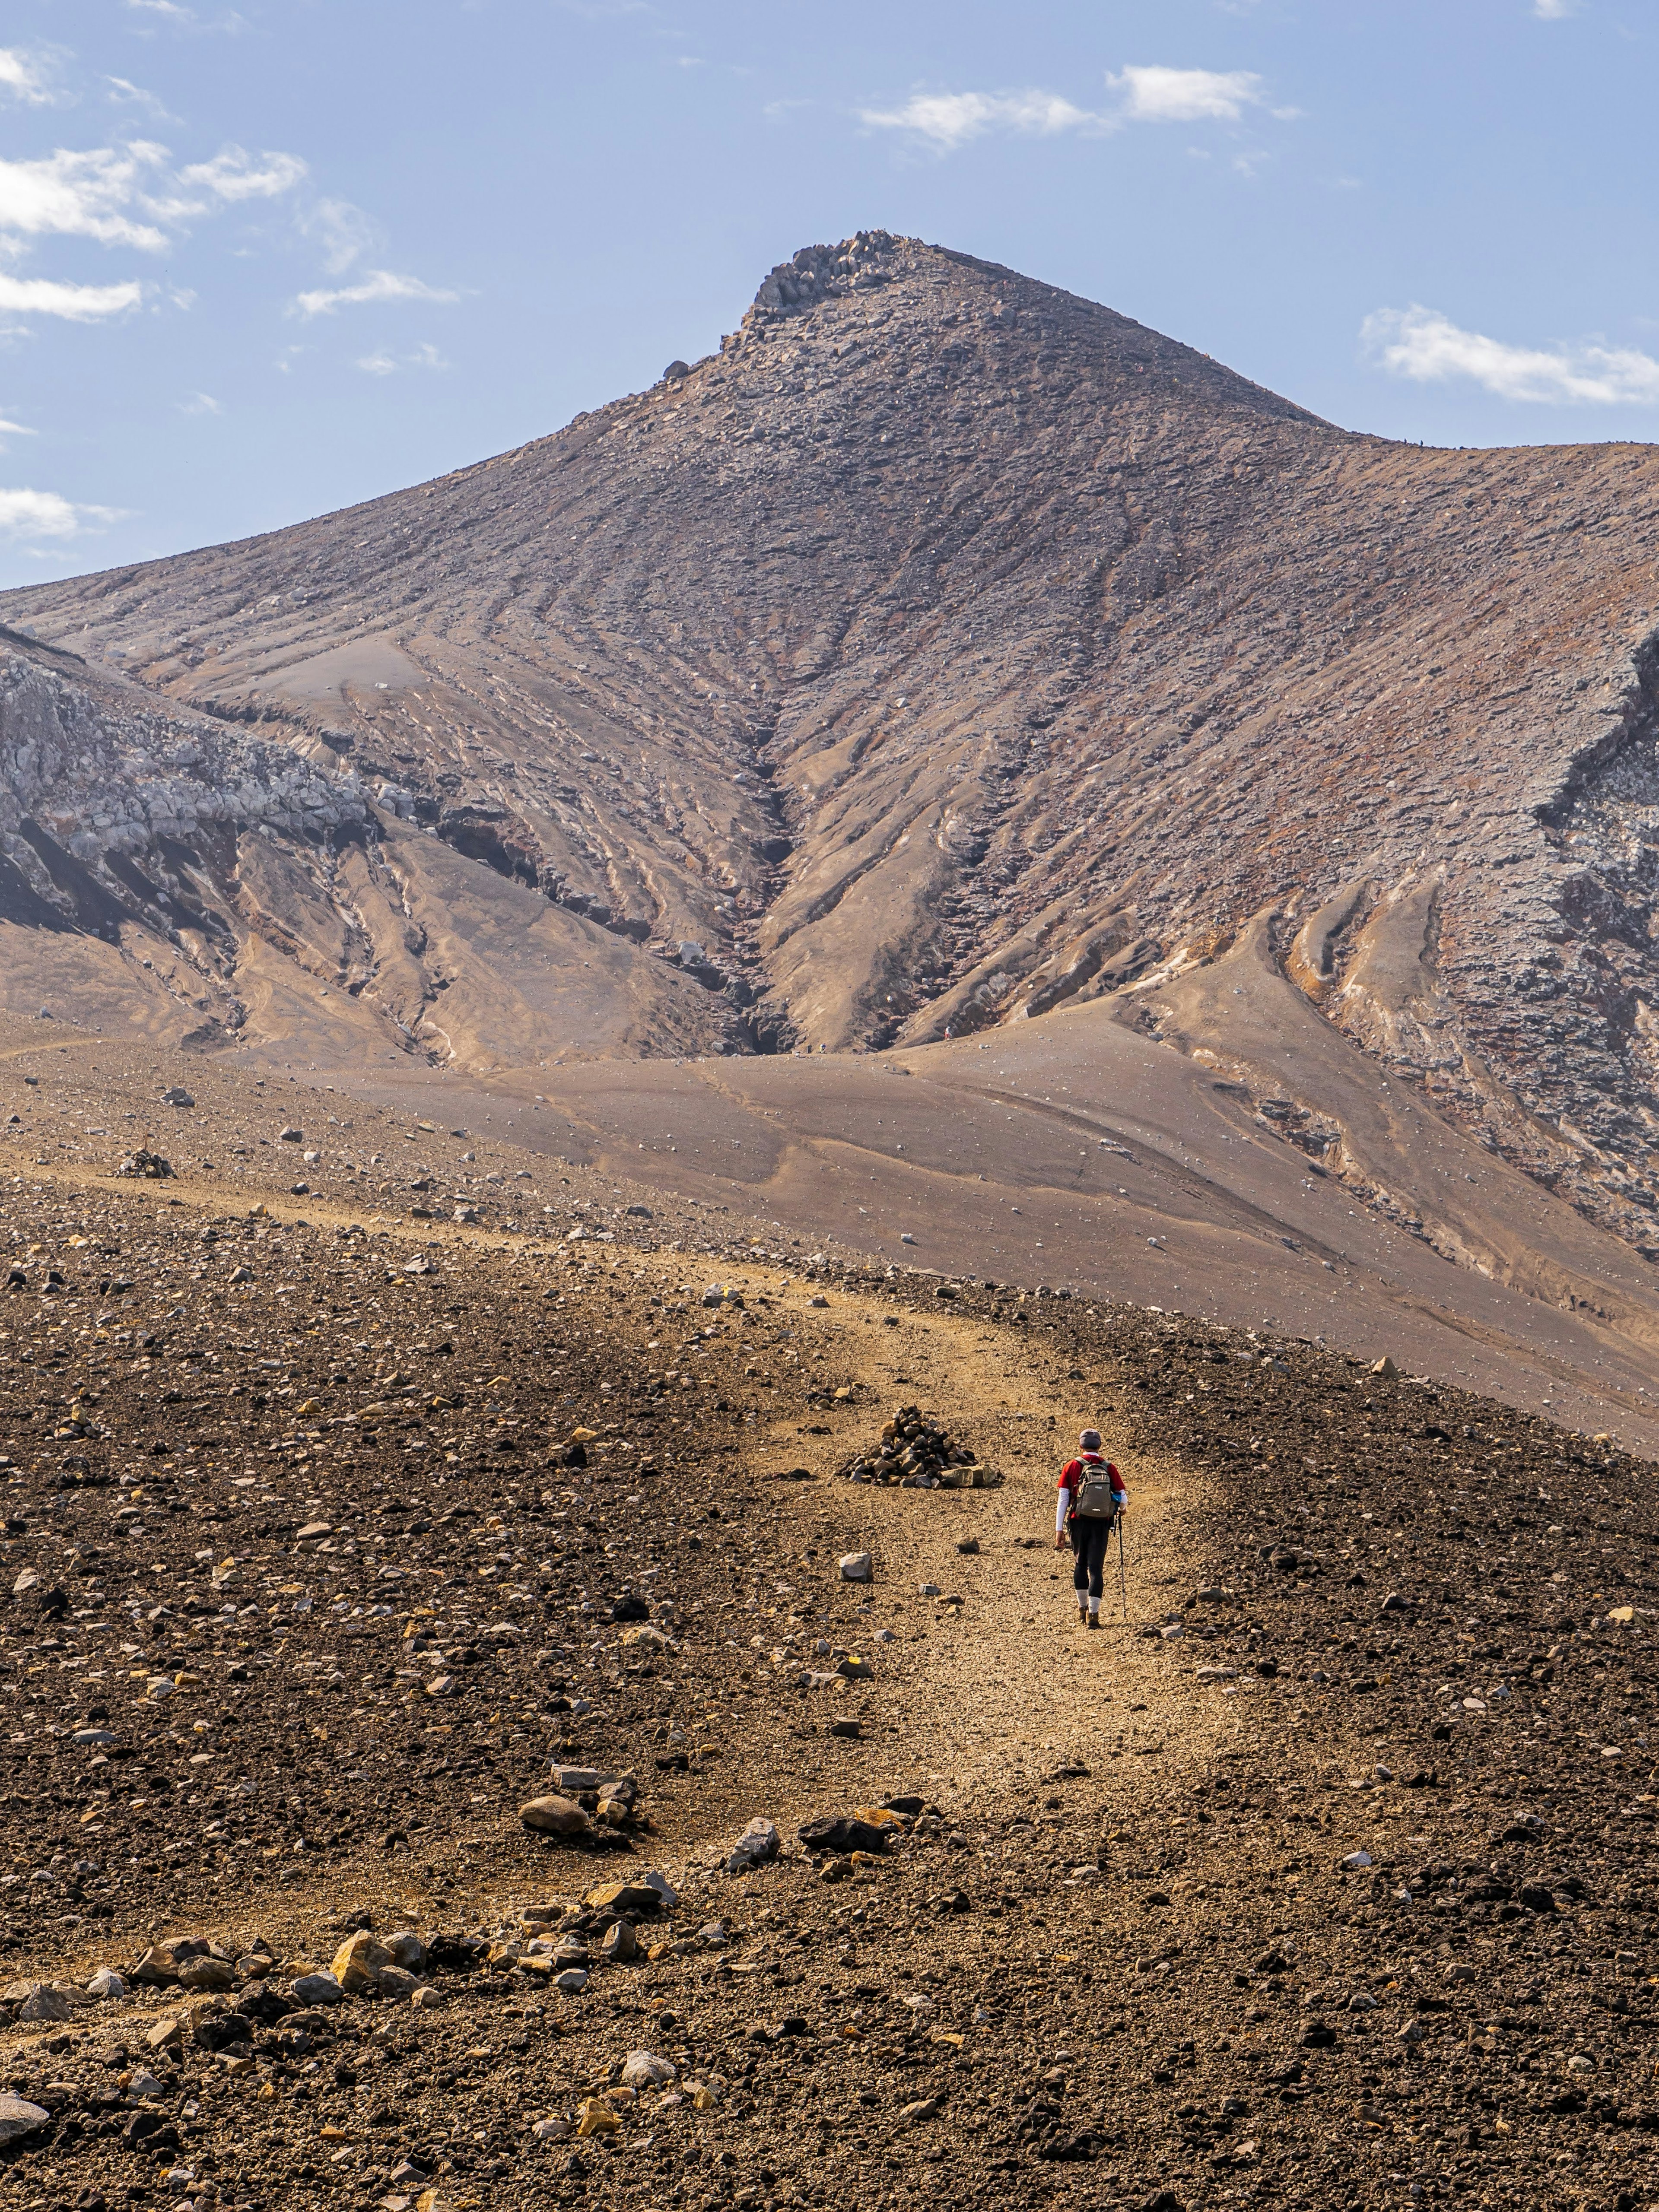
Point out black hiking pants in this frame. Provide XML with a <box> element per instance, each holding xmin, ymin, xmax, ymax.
<box><xmin>1070</xmin><ymin>1513</ymin><xmax>1114</xmax><ymax>1602</ymax></box>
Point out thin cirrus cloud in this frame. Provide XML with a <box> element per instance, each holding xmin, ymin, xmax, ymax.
<box><xmin>299</xmin><ymin>196</ymin><xmax>379</xmax><ymax>277</ymax></box>
<box><xmin>861</xmin><ymin>64</ymin><xmax>1269</xmax><ymax>151</ymax></box>
<box><xmin>355</xmin><ymin>341</ymin><xmax>449</xmax><ymax>375</ymax></box>
<box><xmin>123</xmin><ymin>1</ymin><xmax>247</xmax><ymax>28</ymax></box>
<box><xmin>1364</xmin><ymin>305</ymin><xmax>1659</xmax><ymax>406</ymax></box>
<box><xmin>105</xmin><ymin>76</ymin><xmax>178</xmax><ymax>122</ymax></box>
<box><xmin>293</xmin><ymin>270</ymin><xmax>460</xmax><ymax>319</ymax></box>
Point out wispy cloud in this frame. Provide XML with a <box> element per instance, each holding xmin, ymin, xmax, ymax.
<box><xmin>0</xmin><ymin>271</ymin><xmax>143</xmax><ymax>321</ymax></box>
<box><xmin>1363</xmin><ymin>304</ymin><xmax>1659</xmax><ymax>404</ymax></box>
<box><xmin>0</xmin><ymin>140</ymin><xmax>307</xmax><ymax>254</ymax></box>
<box><xmin>178</xmin><ymin>390</ymin><xmax>222</xmax><ymax>415</ymax></box>
<box><xmin>860</xmin><ymin>89</ymin><xmax>1107</xmax><ymax>151</ymax></box>
<box><xmin>0</xmin><ymin>486</ymin><xmax>122</xmax><ymax>540</ymax></box>
<box><xmin>0</xmin><ymin>145</ymin><xmax>175</xmax><ymax>251</ymax></box>
<box><xmin>300</xmin><ymin>195</ymin><xmax>377</xmax><ymax>276</ymax></box>
<box><xmin>123</xmin><ymin>0</ymin><xmax>247</xmax><ymax>29</ymax></box>
<box><xmin>292</xmin><ymin>268</ymin><xmax>459</xmax><ymax>318</ymax></box>
<box><xmin>0</xmin><ymin>407</ymin><xmax>35</xmax><ymax>447</ymax></box>
<box><xmin>355</xmin><ymin>340</ymin><xmax>449</xmax><ymax>374</ymax></box>
<box><xmin>862</xmin><ymin>61</ymin><xmax>1276</xmax><ymax>152</ymax></box>
<box><xmin>105</xmin><ymin>75</ymin><xmax>177</xmax><ymax>121</ymax></box>
<box><xmin>0</xmin><ymin>48</ymin><xmax>54</xmax><ymax>105</ymax></box>
<box><xmin>176</xmin><ymin>146</ymin><xmax>307</xmax><ymax>202</ymax></box>
<box><xmin>1533</xmin><ymin>0</ymin><xmax>1576</xmax><ymax>16</ymax></box>
<box><xmin>1106</xmin><ymin>64</ymin><xmax>1264</xmax><ymax>123</ymax></box>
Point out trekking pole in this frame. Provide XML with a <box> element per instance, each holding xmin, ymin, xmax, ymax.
<box><xmin>1117</xmin><ymin>1512</ymin><xmax>1127</xmax><ymax>1622</ymax></box>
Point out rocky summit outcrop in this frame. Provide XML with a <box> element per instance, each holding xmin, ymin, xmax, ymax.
<box><xmin>6</xmin><ymin>233</ymin><xmax>1659</xmax><ymax>1255</ymax></box>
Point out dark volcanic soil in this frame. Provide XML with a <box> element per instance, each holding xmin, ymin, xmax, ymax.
<box><xmin>0</xmin><ymin>1035</ymin><xmax>1652</xmax><ymax>2212</ymax></box>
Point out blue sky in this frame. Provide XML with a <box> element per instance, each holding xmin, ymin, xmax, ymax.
<box><xmin>0</xmin><ymin>0</ymin><xmax>1653</xmax><ymax>588</ymax></box>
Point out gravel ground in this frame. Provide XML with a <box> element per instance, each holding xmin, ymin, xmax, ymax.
<box><xmin>0</xmin><ymin>1040</ymin><xmax>1653</xmax><ymax>2212</ymax></box>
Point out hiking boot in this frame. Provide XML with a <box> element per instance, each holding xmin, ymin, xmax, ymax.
<box><xmin>1086</xmin><ymin>1613</ymin><xmax>1101</xmax><ymax>1631</ymax></box>
<box><xmin>1077</xmin><ymin>1601</ymin><xmax>1088</xmax><ymax>1625</ymax></box>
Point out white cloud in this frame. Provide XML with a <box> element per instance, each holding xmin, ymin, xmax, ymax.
<box><xmin>105</xmin><ymin>76</ymin><xmax>177</xmax><ymax>121</ymax></box>
<box><xmin>292</xmin><ymin>268</ymin><xmax>460</xmax><ymax>318</ymax></box>
<box><xmin>176</xmin><ymin>146</ymin><xmax>308</xmax><ymax>203</ymax></box>
<box><xmin>859</xmin><ymin>89</ymin><xmax>1106</xmax><ymax>150</ymax></box>
<box><xmin>123</xmin><ymin>0</ymin><xmax>246</xmax><ymax>26</ymax></box>
<box><xmin>0</xmin><ymin>139</ymin><xmax>305</xmax><ymax>255</ymax></box>
<box><xmin>178</xmin><ymin>390</ymin><xmax>222</xmax><ymax>414</ymax></box>
<box><xmin>1534</xmin><ymin>0</ymin><xmax>1576</xmax><ymax>16</ymax></box>
<box><xmin>1106</xmin><ymin>64</ymin><xmax>1264</xmax><ymax>123</ymax></box>
<box><xmin>356</xmin><ymin>340</ymin><xmax>449</xmax><ymax>375</ymax></box>
<box><xmin>0</xmin><ymin>271</ymin><xmax>143</xmax><ymax>321</ymax></box>
<box><xmin>0</xmin><ymin>144</ymin><xmax>174</xmax><ymax>251</ymax></box>
<box><xmin>0</xmin><ymin>486</ymin><xmax>121</xmax><ymax>540</ymax></box>
<box><xmin>1363</xmin><ymin>303</ymin><xmax>1659</xmax><ymax>404</ymax></box>
<box><xmin>0</xmin><ymin>48</ymin><xmax>53</xmax><ymax>105</ymax></box>
<box><xmin>301</xmin><ymin>195</ymin><xmax>377</xmax><ymax>275</ymax></box>
<box><xmin>862</xmin><ymin>63</ymin><xmax>1275</xmax><ymax>152</ymax></box>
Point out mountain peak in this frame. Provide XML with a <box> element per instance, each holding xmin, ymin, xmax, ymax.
<box><xmin>2</xmin><ymin>241</ymin><xmax>1659</xmax><ymax>1301</ymax></box>
<box><xmin>708</xmin><ymin>230</ymin><xmax>1327</xmax><ymax>432</ymax></box>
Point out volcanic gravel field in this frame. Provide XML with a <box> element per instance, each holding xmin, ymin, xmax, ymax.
<box><xmin>0</xmin><ymin>1036</ymin><xmax>1653</xmax><ymax>2212</ymax></box>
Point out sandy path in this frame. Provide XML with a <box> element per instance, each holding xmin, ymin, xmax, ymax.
<box><xmin>722</xmin><ymin>1288</ymin><xmax>1235</xmax><ymax>1841</ymax></box>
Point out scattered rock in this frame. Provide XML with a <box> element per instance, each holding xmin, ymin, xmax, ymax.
<box><xmin>288</xmin><ymin>1971</ymin><xmax>344</xmax><ymax>2006</ymax></box>
<box><xmin>521</xmin><ymin>1795</ymin><xmax>591</xmax><ymax>1837</ymax></box>
<box><xmin>0</xmin><ymin>2096</ymin><xmax>48</xmax><ymax>2147</ymax></box>
<box><xmin>725</xmin><ymin>1817</ymin><xmax>780</xmax><ymax>1873</ymax></box>
<box><xmin>620</xmin><ymin>2050</ymin><xmax>677</xmax><ymax>2088</ymax></box>
<box><xmin>798</xmin><ymin>1813</ymin><xmax>893</xmax><ymax>1856</ymax></box>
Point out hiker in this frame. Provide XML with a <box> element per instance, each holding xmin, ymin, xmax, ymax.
<box><xmin>1055</xmin><ymin>1427</ymin><xmax>1127</xmax><ymax>1629</ymax></box>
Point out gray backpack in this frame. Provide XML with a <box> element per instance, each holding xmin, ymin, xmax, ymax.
<box><xmin>1073</xmin><ymin>1455</ymin><xmax>1119</xmax><ymax>1520</ymax></box>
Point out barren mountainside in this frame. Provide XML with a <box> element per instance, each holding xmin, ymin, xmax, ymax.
<box><xmin>6</xmin><ymin>231</ymin><xmax>1659</xmax><ymax>1351</ymax></box>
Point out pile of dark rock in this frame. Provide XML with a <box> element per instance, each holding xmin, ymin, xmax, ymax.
<box><xmin>115</xmin><ymin>1148</ymin><xmax>172</xmax><ymax>1179</ymax></box>
<box><xmin>835</xmin><ymin>1404</ymin><xmax>1000</xmax><ymax>1490</ymax></box>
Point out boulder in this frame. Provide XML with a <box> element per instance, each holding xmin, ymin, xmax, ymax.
<box><xmin>0</xmin><ymin>2096</ymin><xmax>47</xmax><ymax>2148</ymax></box>
<box><xmin>331</xmin><ymin>1932</ymin><xmax>392</xmax><ymax>1996</ymax></box>
<box><xmin>583</xmin><ymin>1878</ymin><xmax>667</xmax><ymax>1916</ymax></box>
<box><xmin>178</xmin><ymin>1955</ymin><xmax>238</xmax><ymax>1993</ymax></box>
<box><xmin>620</xmin><ymin>2050</ymin><xmax>677</xmax><ymax>2088</ymax></box>
<box><xmin>288</xmin><ymin>1971</ymin><xmax>345</xmax><ymax>2006</ymax></box>
<box><xmin>798</xmin><ymin>1814</ymin><xmax>893</xmax><ymax>1856</ymax></box>
<box><xmin>521</xmin><ymin>1795</ymin><xmax>591</xmax><ymax>1838</ymax></box>
<box><xmin>726</xmin><ymin>1817</ymin><xmax>780</xmax><ymax>1874</ymax></box>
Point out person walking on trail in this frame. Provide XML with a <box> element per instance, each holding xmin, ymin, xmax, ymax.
<box><xmin>1055</xmin><ymin>1428</ymin><xmax>1127</xmax><ymax>1630</ymax></box>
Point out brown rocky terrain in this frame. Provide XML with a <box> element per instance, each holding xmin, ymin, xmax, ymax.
<box><xmin>0</xmin><ymin>1032</ymin><xmax>1653</xmax><ymax>2212</ymax></box>
<box><xmin>3</xmin><ymin>235</ymin><xmax>1659</xmax><ymax>1432</ymax></box>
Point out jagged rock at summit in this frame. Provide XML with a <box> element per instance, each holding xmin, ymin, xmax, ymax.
<box><xmin>6</xmin><ymin>228</ymin><xmax>1659</xmax><ymax>1256</ymax></box>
